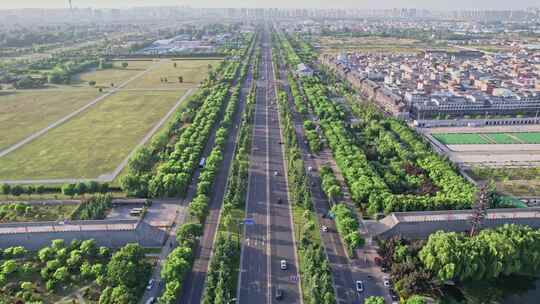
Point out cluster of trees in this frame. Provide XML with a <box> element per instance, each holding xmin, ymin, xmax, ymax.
<box><xmin>319</xmin><ymin>166</ymin><xmax>341</xmax><ymax>203</ymax></box>
<box><xmin>1</xmin><ymin>181</ymin><xmax>110</xmax><ymax>199</ymax></box>
<box><xmin>377</xmin><ymin>236</ymin><xmax>435</xmax><ymax>299</ymax></box>
<box><xmin>159</xmin><ymin>223</ymin><xmax>202</xmax><ymax>303</ymax></box>
<box><xmin>366</xmin><ymin>296</ymin><xmax>426</xmax><ymax>304</ymax></box>
<box><xmin>303</xmin><ymin>120</ymin><xmax>323</xmax><ymax>153</ymax></box>
<box><xmin>420</xmin><ymin>224</ymin><xmax>540</xmax><ymax>282</ymax></box>
<box><xmin>1</xmin><ymin>183</ymin><xmax>47</xmax><ymax>197</ymax></box>
<box><xmin>70</xmin><ymin>194</ymin><xmax>112</xmax><ymax>220</ymax></box>
<box><xmin>61</xmin><ymin>181</ymin><xmax>110</xmax><ymax>197</ymax></box>
<box><xmin>1</xmin><ymin>239</ymin><xmax>148</xmax><ymax>303</ymax></box>
<box><xmin>0</xmin><ymin>202</ymin><xmax>35</xmax><ymax>222</ymax></box>
<box><xmin>330</xmin><ymin>204</ymin><xmax>364</xmax><ymax>256</ymax></box>
<box><xmin>202</xmin><ymin>234</ymin><xmax>239</xmax><ymax>304</ymax></box>
<box><xmin>99</xmin><ymin>243</ymin><xmax>152</xmax><ymax>304</ymax></box>
<box><xmin>281</xmin><ymin>33</ymin><xmax>476</xmax><ymax>215</ymax></box>
<box><xmin>379</xmin><ymin>225</ymin><xmax>540</xmax><ymax>302</ymax></box>
<box><xmin>47</xmin><ymin>58</ymin><xmax>99</xmax><ymax>84</ymax></box>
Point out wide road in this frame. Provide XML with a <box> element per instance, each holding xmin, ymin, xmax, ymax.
<box><xmin>237</xmin><ymin>28</ymin><xmax>302</xmax><ymax>304</ymax></box>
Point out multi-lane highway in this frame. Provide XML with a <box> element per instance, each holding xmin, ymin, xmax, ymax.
<box><xmin>237</xmin><ymin>27</ymin><xmax>302</xmax><ymax>304</ymax></box>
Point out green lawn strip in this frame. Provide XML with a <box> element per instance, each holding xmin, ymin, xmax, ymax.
<box><xmin>0</xmin><ymin>90</ymin><xmax>183</xmax><ymax>180</ymax></box>
<box><xmin>513</xmin><ymin>132</ymin><xmax>540</xmax><ymax>144</ymax></box>
<box><xmin>0</xmin><ymin>90</ymin><xmax>102</xmax><ymax>150</ymax></box>
<box><xmin>432</xmin><ymin>133</ymin><xmax>490</xmax><ymax>145</ymax></box>
<box><xmin>123</xmin><ymin>59</ymin><xmax>221</xmax><ymax>90</ymax></box>
<box><xmin>484</xmin><ymin>133</ymin><xmax>519</xmax><ymax>144</ymax></box>
<box><xmin>479</xmin><ymin>133</ymin><xmax>497</xmax><ymax>144</ymax></box>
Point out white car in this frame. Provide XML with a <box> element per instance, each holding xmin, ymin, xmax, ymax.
<box><xmin>355</xmin><ymin>280</ymin><xmax>363</xmax><ymax>292</ymax></box>
<box><xmin>274</xmin><ymin>171</ymin><xmax>279</xmax><ymax>176</ymax></box>
<box><xmin>383</xmin><ymin>276</ymin><xmax>391</xmax><ymax>287</ymax></box>
<box><xmin>146</xmin><ymin>279</ymin><xmax>155</xmax><ymax>290</ymax></box>
<box><xmin>321</xmin><ymin>225</ymin><xmax>328</xmax><ymax>232</ymax></box>
<box><xmin>280</xmin><ymin>260</ymin><xmax>287</xmax><ymax>270</ymax></box>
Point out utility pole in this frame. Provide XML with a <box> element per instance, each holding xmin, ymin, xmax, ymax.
<box><xmin>469</xmin><ymin>185</ymin><xmax>489</xmax><ymax>237</ymax></box>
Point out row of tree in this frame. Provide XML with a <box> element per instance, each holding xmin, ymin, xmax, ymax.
<box><xmin>420</xmin><ymin>224</ymin><xmax>540</xmax><ymax>282</ymax></box>
<box><xmin>159</xmin><ymin>223</ymin><xmax>202</xmax><ymax>304</ymax></box>
<box><xmin>159</xmin><ymin>36</ymin><xmax>256</xmax><ymax>304</ymax></box>
<box><xmin>202</xmin><ymin>48</ymin><xmax>259</xmax><ymax>304</ymax></box>
<box><xmin>330</xmin><ymin>204</ymin><xmax>364</xmax><ymax>256</ymax></box>
<box><xmin>273</xmin><ymin>41</ymin><xmax>336</xmax><ymax>304</ymax></box>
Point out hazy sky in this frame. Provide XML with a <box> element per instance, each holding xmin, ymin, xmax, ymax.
<box><xmin>0</xmin><ymin>0</ymin><xmax>538</xmax><ymax>10</ymax></box>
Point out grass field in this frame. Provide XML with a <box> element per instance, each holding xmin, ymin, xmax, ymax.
<box><xmin>0</xmin><ymin>90</ymin><xmax>102</xmax><ymax>150</ymax></box>
<box><xmin>433</xmin><ymin>132</ymin><xmax>540</xmax><ymax>145</ymax></box>
<box><xmin>123</xmin><ymin>59</ymin><xmax>220</xmax><ymax>89</ymax></box>
<box><xmin>0</xmin><ymin>90</ymin><xmax>184</xmax><ymax>180</ymax></box>
<box><xmin>73</xmin><ymin>60</ymin><xmax>155</xmax><ymax>88</ymax></box>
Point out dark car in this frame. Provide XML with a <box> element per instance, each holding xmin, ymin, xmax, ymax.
<box><xmin>390</xmin><ymin>289</ymin><xmax>399</xmax><ymax>301</ymax></box>
<box><xmin>277</xmin><ymin>198</ymin><xmax>283</xmax><ymax>204</ymax></box>
<box><xmin>275</xmin><ymin>288</ymin><xmax>284</xmax><ymax>300</ymax></box>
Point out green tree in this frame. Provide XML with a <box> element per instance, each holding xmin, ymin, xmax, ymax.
<box><xmin>1</xmin><ymin>184</ymin><xmax>10</xmax><ymax>195</ymax></box>
<box><xmin>406</xmin><ymin>295</ymin><xmax>427</xmax><ymax>304</ymax></box>
<box><xmin>106</xmin><ymin>243</ymin><xmax>150</xmax><ymax>291</ymax></box>
<box><xmin>122</xmin><ymin>62</ymin><xmax>129</xmax><ymax>69</ymax></box>
<box><xmin>365</xmin><ymin>296</ymin><xmax>385</xmax><ymax>304</ymax></box>
<box><xmin>62</xmin><ymin>183</ymin><xmax>76</xmax><ymax>197</ymax></box>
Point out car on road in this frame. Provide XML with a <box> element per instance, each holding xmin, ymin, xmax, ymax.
<box><xmin>275</xmin><ymin>288</ymin><xmax>284</xmax><ymax>300</ymax></box>
<box><xmin>146</xmin><ymin>279</ymin><xmax>155</xmax><ymax>290</ymax></box>
<box><xmin>277</xmin><ymin>198</ymin><xmax>283</xmax><ymax>204</ymax></box>
<box><xmin>390</xmin><ymin>289</ymin><xmax>399</xmax><ymax>301</ymax></box>
<box><xmin>307</xmin><ymin>166</ymin><xmax>314</xmax><ymax>172</ymax></box>
<box><xmin>280</xmin><ymin>259</ymin><xmax>287</xmax><ymax>270</ymax></box>
<box><xmin>383</xmin><ymin>276</ymin><xmax>391</xmax><ymax>287</ymax></box>
<box><xmin>355</xmin><ymin>280</ymin><xmax>364</xmax><ymax>292</ymax></box>
<box><xmin>274</xmin><ymin>171</ymin><xmax>279</xmax><ymax>176</ymax></box>
<box><xmin>321</xmin><ymin>225</ymin><xmax>328</xmax><ymax>232</ymax></box>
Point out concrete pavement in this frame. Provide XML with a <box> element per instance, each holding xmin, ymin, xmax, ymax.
<box><xmin>237</xmin><ymin>27</ymin><xmax>302</xmax><ymax>304</ymax></box>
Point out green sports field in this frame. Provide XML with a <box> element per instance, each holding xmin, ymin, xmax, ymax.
<box><xmin>433</xmin><ymin>132</ymin><xmax>540</xmax><ymax>145</ymax></box>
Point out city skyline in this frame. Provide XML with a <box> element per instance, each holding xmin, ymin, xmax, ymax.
<box><xmin>0</xmin><ymin>0</ymin><xmax>539</xmax><ymax>10</ymax></box>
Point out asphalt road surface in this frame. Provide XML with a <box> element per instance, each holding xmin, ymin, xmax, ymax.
<box><xmin>237</xmin><ymin>28</ymin><xmax>302</xmax><ymax>304</ymax></box>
